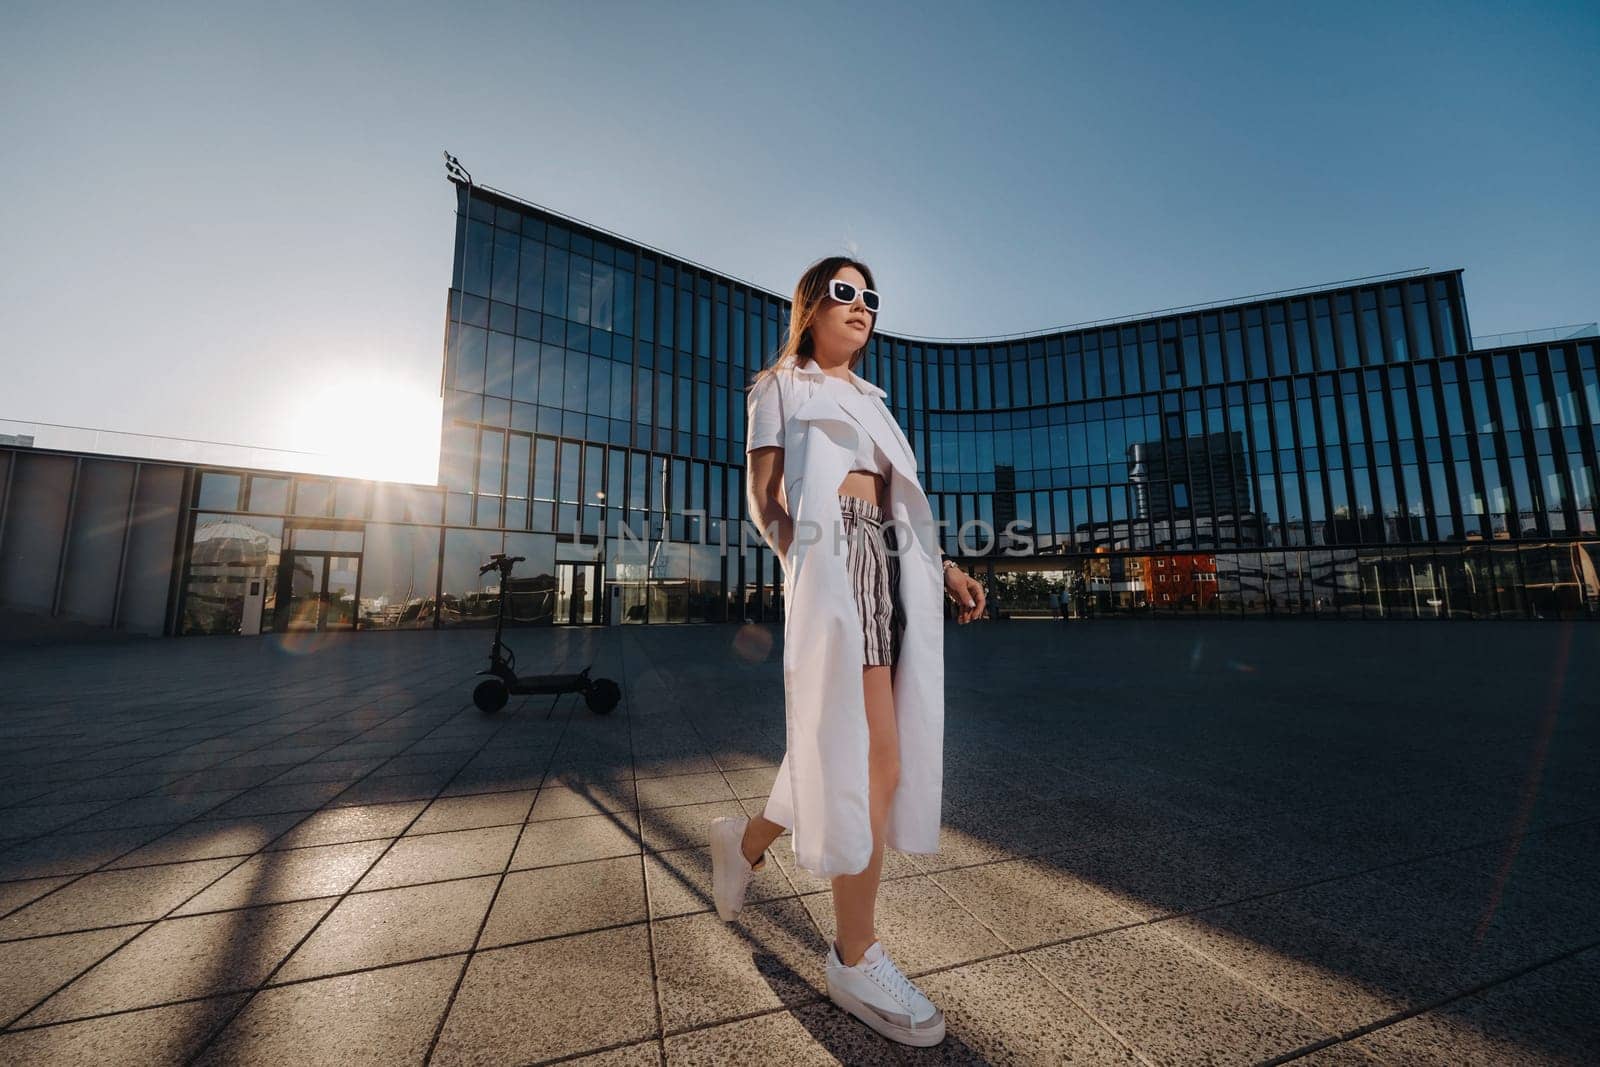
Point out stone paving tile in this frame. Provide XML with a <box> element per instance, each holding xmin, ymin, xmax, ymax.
<box><xmin>417</xmin><ymin>719</ymin><xmax>506</xmax><ymax>742</ymax></box>
<box><xmin>7</xmin><ymin>757</ymin><xmax>143</xmax><ymax>785</ymax></box>
<box><xmin>276</xmin><ymin>876</ymin><xmax>498</xmax><ymax>981</ymax></box>
<box><xmin>460</xmin><ymin>740</ymin><xmax>561</xmax><ymax>771</ymax></box>
<box><xmin>373</xmin><ymin>752</ymin><xmax>472</xmax><ymax>779</ymax></box>
<box><xmin>1263</xmin><ymin>782</ymin><xmax>1594</xmax><ymax>875</ymax></box>
<box><xmin>153</xmin><ymin>741</ymin><xmax>244</xmax><ymax>763</ymax></box>
<box><xmin>1013</xmin><ymin>783</ymin><xmax>1205</xmax><ymax>856</ymax></box>
<box><xmin>370</xmin><ymin>764</ymin><xmax>459</xmax><ymax>791</ymax></box>
<box><xmin>634</xmin><ymin>753</ymin><xmax>723</xmax><ymax>780</ymax></box>
<box><xmin>31</xmin><ymin>775</ymin><xmax>171</xmax><ymax>805</ymax></box>
<box><xmin>1023</xmin><ymin>924</ymin><xmax>1336</xmax><ymax>1066</ymax></box>
<box><xmin>1446</xmin><ymin>817</ymin><xmax>1600</xmax><ymax>899</ymax></box>
<box><xmin>173</xmin><ymin>841</ymin><xmax>387</xmax><ymax>914</ymax></box>
<box><xmin>707</xmin><ymin>745</ymin><xmax>782</xmax><ymax>774</ymax></box>
<box><xmin>431</xmin><ymin>925</ymin><xmax>656</xmax><ymax>1065</ymax></box>
<box><xmin>1160</xmin><ymin>884</ymin><xmax>1456</xmax><ymax>1034</ymax></box>
<box><xmin>644</xmin><ymin>844</ymin><xmax>795</xmax><ymax>920</ymax></box>
<box><xmin>1257</xmin><ymin>1040</ymin><xmax>1385</xmax><ymax>1065</ymax></box>
<box><xmin>735</xmin><ymin>794</ymin><xmax>789</xmax><ymax>828</ymax></box>
<box><xmin>800</xmin><ymin>876</ymin><xmax>1008</xmax><ymax>975</ymax></box>
<box><xmin>1537</xmin><ymin>764</ymin><xmax>1600</xmax><ymax>811</ymax></box>
<box><xmin>546</xmin><ymin>744</ymin><xmax>635</xmax><ymax>777</ymax></box>
<box><xmin>2</xmin><ymin>623</ymin><xmax>1596</xmax><ymax>1064</ymax></box>
<box><xmin>408</xmin><ymin>789</ymin><xmax>537</xmax><ymax>835</ymax></box>
<box><xmin>2</xmin><ymin>802</ymin><xmax>121</xmax><ymax>839</ymax></box>
<box><xmin>0</xmin><ymin>993</ymin><xmax>247</xmax><ymax>1066</ymax></box>
<box><xmin>510</xmin><ymin>809</ymin><xmax>643</xmax><ymax>869</ymax></box>
<box><xmin>404</xmin><ymin>735</ymin><xmax>487</xmax><ymax>756</ymax></box>
<box><xmin>438</xmin><ymin>765</ymin><xmax>549</xmax><ymax>796</ymax></box>
<box><xmin>1354</xmin><ymin>946</ymin><xmax>1600</xmax><ymax>1066</ymax></box>
<box><xmin>315</xmin><ymin>739</ymin><xmax>415</xmax><ymax>763</ymax></box>
<box><xmin>640</xmin><ymin>798</ymin><xmax>748</xmax><ymax>853</ymax></box>
<box><xmin>158</xmin><ymin>764</ymin><xmax>288</xmax><ymax>793</ymax></box>
<box><xmin>0</xmin><ymin>925</ymin><xmax>145</xmax><ymax>1025</ymax></box>
<box><xmin>651</xmin><ymin>898</ymin><xmax>830</xmax><ymax>1033</ymax></box>
<box><xmin>481</xmin><ymin>855</ymin><xmax>646</xmax><ymax>946</ymax></box>
<box><xmin>1066</xmin><ymin>759</ymin><xmax>1270</xmax><ymax>829</ymax></box>
<box><xmin>21</xmin><ymin>898</ymin><xmax>333</xmax><ymax>1025</ymax></box>
<box><xmin>722</xmin><ymin>766</ymin><xmax>777</xmax><ymax>800</ymax></box>
<box><xmin>0</xmin><ymin>776</ymin><xmax>63</xmax><ymax>805</ymax></box>
<box><xmin>0</xmin><ymin>859</ymin><xmax>238</xmax><ymax>938</ymax></box>
<box><xmin>636</xmin><ymin>771</ymin><xmax>738</xmax><ymax>810</ymax></box>
<box><xmin>265</xmin><ymin>756</ymin><xmax>386</xmax><ymax>786</ymax></box>
<box><xmin>213</xmin><ymin>744</ymin><xmax>333</xmax><ymax>770</ymax></box>
<box><xmin>105</xmin><ymin>811</ymin><xmax>309</xmax><ymax>868</ymax></box>
<box><xmin>327</xmin><ymin>771</ymin><xmax>447</xmax><ymax>807</ymax></box>
<box><xmin>194</xmin><ymin>955</ymin><xmax>463</xmax><ymax>1065</ymax></box>
<box><xmin>1358</xmin><ymin>850</ymin><xmax>1600</xmax><ymax>989</ymax></box>
<box><xmin>355</xmin><ymin>825</ymin><xmax>518</xmax><ymax>892</ymax></box>
<box><xmin>927</xmin><ymin>855</ymin><xmax>1145</xmax><ymax>951</ymax></box>
<box><xmin>900</xmin><ymin>953</ymin><xmax>1142</xmax><ymax>1065</ymax></box>
<box><xmin>765</xmin><ymin>841</ymin><xmax>922</xmax><ymax>896</ymax></box>
<box><xmin>529</xmin><ymin>782</ymin><xmax>639</xmax><ymax>821</ymax></box>
<box><xmin>663</xmin><ymin>1001</ymin><xmax>902</xmax><ymax>1065</ymax></box>
<box><xmin>267</xmin><ymin>800</ymin><xmax>425</xmax><ymax>850</ymax></box>
<box><xmin>565</xmin><ymin>1039</ymin><xmax>664</xmax><ymax>1065</ymax></box>
<box><xmin>203</xmin><ymin>780</ymin><xmax>350</xmax><ymax>819</ymax></box>
<box><xmin>0</xmin><ymin>877</ymin><xmax>69</xmax><ymax>918</ymax></box>
<box><xmin>198</xmin><ymin>755</ymin><xmax>304</xmax><ymax>780</ymax></box>
<box><xmin>897</xmin><ymin>816</ymin><xmax>1022</xmax><ymax>875</ymax></box>
<box><xmin>1048</xmin><ymin>819</ymin><xmax>1347</xmax><ymax>921</ymax></box>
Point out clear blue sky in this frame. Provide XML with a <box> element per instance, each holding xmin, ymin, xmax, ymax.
<box><xmin>5</xmin><ymin>0</ymin><xmax>1596</xmax><ymax>483</ymax></box>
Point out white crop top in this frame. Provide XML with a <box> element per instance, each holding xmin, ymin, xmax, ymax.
<box><xmin>745</xmin><ymin>370</ymin><xmax>892</xmax><ymax>478</ymax></box>
<box><xmin>821</xmin><ymin>376</ymin><xmax>891</xmax><ymax>477</ymax></box>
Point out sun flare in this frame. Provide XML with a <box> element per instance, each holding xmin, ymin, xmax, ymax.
<box><xmin>284</xmin><ymin>370</ymin><xmax>441</xmax><ymax>484</ymax></box>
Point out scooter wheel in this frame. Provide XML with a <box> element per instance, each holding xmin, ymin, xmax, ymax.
<box><xmin>585</xmin><ymin>679</ymin><xmax>621</xmax><ymax>715</ymax></box>
<box><xmin>473</xmin><ymin>678</ymin><xmax>510</xmax><ymax>713</ymax></box>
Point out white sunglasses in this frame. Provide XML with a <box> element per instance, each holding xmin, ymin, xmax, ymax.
<box><xmin>827</xmin><ymin>279</ymin><xmax>881</xmax><ymax>313</ymax></box>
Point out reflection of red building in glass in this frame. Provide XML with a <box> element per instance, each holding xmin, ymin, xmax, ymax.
<box><xmin>1146</xmin><ymin>553</ymin><xmax>1219</xmax><ymax>609</ymax></box>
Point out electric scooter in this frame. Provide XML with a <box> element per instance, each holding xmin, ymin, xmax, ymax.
<box><xmin>471</xmin><ymin>553</ymin><xmax>621</xmax><ymax>715</ymax></box>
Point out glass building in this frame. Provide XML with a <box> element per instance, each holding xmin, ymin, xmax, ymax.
<box><xmin>2</xmin><ymin>174</ymin><xmax>1596</xmax><ymax>636</ymax></box>
<box><xmin>426</xmin><ymin>178</ymin><xmax>1599</xmax><ymax>624</ymax></box>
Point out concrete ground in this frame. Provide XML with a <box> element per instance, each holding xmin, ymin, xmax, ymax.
<box><xmin>0</xmin><ymin>619</ymin><xmax>1595</xmax><ymax>1066</ymax></box>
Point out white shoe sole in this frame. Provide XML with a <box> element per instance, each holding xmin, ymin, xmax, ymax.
<box><xmin>709</xmin><ymin>817</ymin><xmax>751</xmax><ymax>922</ymax></box>
<box><xmin>826</xmin><ymin>974</ymin><xmax>946</xmax><ymax>1046</ymax></box>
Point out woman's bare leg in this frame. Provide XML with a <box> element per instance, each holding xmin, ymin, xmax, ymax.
<box><xmin>830</xmin><ymin>663</ymin><xmax>898</xmax><ymax>966</ymax></box>
<box><xmin>740</xmin><ymin>812</ymin><xmax>785</xmax><ymax>867</ymax></box>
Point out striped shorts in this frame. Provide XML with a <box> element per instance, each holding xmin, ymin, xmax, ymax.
<box><xmin>838</xmin><ymin>493</ymin><xmax>906</xmax><ymax>667</ymax></box>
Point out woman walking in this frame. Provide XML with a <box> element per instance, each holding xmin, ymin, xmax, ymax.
<box><xmin>709</xmin><ymin>257</ymin><xmax>985</xmax><ymax>1047</ymax></box>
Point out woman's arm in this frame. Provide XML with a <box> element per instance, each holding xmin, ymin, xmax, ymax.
<box><xmin>744</xmin><ymin>374</ymin><xmax>792</xmax><ymax>558</ymax></box>
<box><xmin>746</xmin><ymin>445</ymin><xmax>793</xmax><ymax>558</ymax></box>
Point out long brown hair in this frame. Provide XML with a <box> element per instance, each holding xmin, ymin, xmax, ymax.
<box><xmin>748</xmin><ymin>255</ymin><xmax>877</xmax><ymax>390</ymax></box>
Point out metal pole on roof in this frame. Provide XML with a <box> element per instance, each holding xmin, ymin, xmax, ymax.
<box><xmin>443</xmin><ymin>152</ymin><xmax>473</xmax><ymax>399</ymax></box>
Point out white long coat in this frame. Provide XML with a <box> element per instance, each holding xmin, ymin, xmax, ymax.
<box><xmin>755</xmin><ymin>358</ymin><xmax>945</xmax><ymax>878</ymax></box>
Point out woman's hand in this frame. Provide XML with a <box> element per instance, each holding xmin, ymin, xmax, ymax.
<box><xmin>944</xmin><ymin>564</ymin><xmax>986</xmax><ymax>624</ymax></box>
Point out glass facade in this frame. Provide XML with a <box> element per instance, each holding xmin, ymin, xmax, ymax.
<box><xmin>177</xmin><ymin>472</ymin><xmax>446</xmax><ymax>635</ymax></box>
<box><xmin>432</xmin><ymin>184</ymin><xmax>790</xmax><ymax>627</ymax></box>
<box><xmin>162</xmin><ymin>180</ymin><xmax>1599</xmax><ymax>632</ymax></box>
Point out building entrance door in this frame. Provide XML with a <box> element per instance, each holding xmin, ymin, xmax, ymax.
<box><xmin>555</xmin><ymin>562</ymin><xmax>602</xmax><ymax>625</ymax></box>
<box><xmin>279</xmin><ymin>552</ymin><xmax>362</xmax><ymax>632</ymax></box>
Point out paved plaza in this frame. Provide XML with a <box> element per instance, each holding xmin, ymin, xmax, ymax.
<box><xmin>0</xmin><ymin>619</ymin><xmax>1595</xmax><ymax>1065</ymax></box>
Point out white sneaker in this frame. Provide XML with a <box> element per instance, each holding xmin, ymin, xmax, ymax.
<box><xmin>709</xmin><ymin>815</ymin><xmax>766</xmax><ymax>921</ymax></box>
<box><xmin>825</xmin><ymin>938</ymin><xmax>946</xmax><ymax>1046</ymax></box>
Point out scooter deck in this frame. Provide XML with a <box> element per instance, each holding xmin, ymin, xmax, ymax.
<box><xmin>507</xmin><ymin>673</ymin><xmax>589</xmax><ymax>694</ymax></box>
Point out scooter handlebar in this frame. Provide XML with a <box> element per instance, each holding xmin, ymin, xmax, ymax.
<box><xmin>478</xmin><ymin>554</ymin><xmax>527</xmax><ymax>576</ymax></box>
